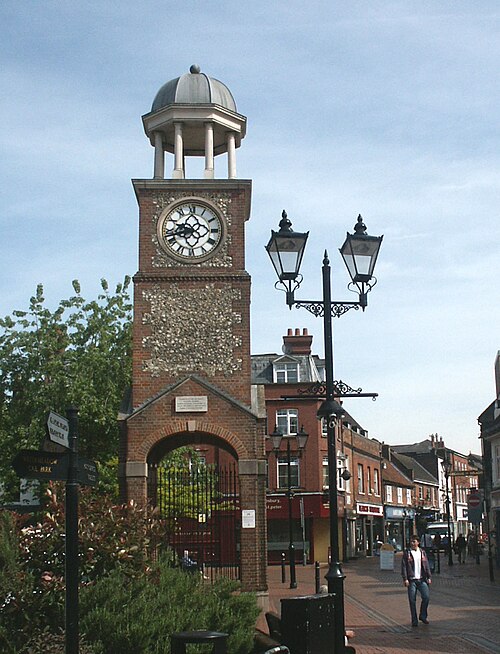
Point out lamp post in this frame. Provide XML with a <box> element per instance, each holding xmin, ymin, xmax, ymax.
<box><xmin>266</xmin><ymin>211</ymin><xmax>382</xmax><ymax>654</ymax></box>
<box><xmin>442</xmin><ymin>456</ymin><xmax>454</xmax><ymax>566</ymax></box>
<box><xmin>270</xmin><ymin>425</ymin><xmax>309</xmax><ymax>589</ymax></box>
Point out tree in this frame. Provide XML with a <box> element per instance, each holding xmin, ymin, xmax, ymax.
<box><xmin>0</xmin><ymin>278</ymin><xmax>132</xmax><ymax>501</ymax></box>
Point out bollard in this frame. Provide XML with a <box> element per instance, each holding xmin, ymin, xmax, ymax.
<box><xmin>314</xmin><ymin>561</ymin><xmax>320</xmax><ymax>594</ymax></box>
<box><xmin>281</xmin><ymin>552</ymin><xmax>286</xmax><ymax>584</ymax></box>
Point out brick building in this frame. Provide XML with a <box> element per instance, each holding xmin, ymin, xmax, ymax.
<box><xmin>252</xmin><ymin>328</ymin><xmax>383</xmax><ymax>562</ymax></box>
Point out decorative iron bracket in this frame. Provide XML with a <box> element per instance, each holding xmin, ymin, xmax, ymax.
<box><xmin>294</xmin><ymin>300</ymin><xmax>361</xmax><ymax>318</ymax></box>
<box><xmin>281</xmin><ymin>379</ymin><xmax>378</xmax><ymax>401</ymax></box>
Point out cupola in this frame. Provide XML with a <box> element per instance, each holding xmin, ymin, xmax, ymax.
<box><xmin>142</xmin><ymin>65</ymin><xmax>247</xmax><ymax>180</ymax></box>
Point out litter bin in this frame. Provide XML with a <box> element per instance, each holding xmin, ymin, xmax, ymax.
<box><xmin>280</xmin><ymin>594</ymin><xmax>336</xmax><ymax>654</ymax></box>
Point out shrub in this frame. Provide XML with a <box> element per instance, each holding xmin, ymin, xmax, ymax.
<box><xmin>0</xmin><ymin>486</ymin><xmax>166</xmax><ymax>651</ymax></box>
<box><xmin>81</xmin><ymin>557</ymin><xmax>259</xmax><ymax>654</ymax></box>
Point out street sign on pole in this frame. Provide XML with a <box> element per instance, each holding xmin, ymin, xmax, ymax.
<box><xmin>78</xmin><ymin>458</ymin><xmax>98</xmax><ymax>487</ymax></box>
<box><xmin>467</xmin><ymin>491</ymin><xmax>483</xmax><ymax>525</ymax></box>
<box><xmin>46</xmin><ymin>411</ymin><xmax>70</xmax><ymax>449</ymax></box>
<box><xmin>12</xmin><ymin>449</ymin><xmax>69</xmax><ymax>481</ymax></box>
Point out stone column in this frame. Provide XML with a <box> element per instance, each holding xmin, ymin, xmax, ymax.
<box><xmin>153</xmin><ymin>131</ymin><xmax>164</xmax><ymax>179</ymax></box>
<box><xmin>173</xmin><ymin>122</ymin><xmax>184</xmax><ymax>179</ymax></box>
<box><xmin>227</xmin><ymin>132</ymin><xmax>237</xmax><ymax>179</ymax></box>
<box><xmin>125</xmin><ymin>461</ymin><xmax>148</xmax><ymax>505</ymax></box>
<box><xmin>204</xmin><ymin>122</ymin><xmax>214</xmax><ymax>179</ymax></box>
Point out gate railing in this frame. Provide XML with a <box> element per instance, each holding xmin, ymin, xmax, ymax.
<box><xmin>148</xmin><ymin>462</ymin><xmax>241</xmax><ymax>581</ymax></box>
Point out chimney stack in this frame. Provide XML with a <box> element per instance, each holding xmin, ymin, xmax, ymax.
<box><xmin>283</xmin><ymin>328</ymin><xmax>313</xmax><ymax>355</ymax></box>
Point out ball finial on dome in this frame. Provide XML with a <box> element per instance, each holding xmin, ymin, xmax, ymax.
<box><xmin>190</xmin><ymin>64</ymin><xmax>201</xmax><ymax>74</ymax></box>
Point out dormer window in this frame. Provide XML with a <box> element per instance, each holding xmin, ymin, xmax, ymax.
<box><xmin>273</xmin><ymin>361</ymin><xmax>299</xmax><ymax>383</ymax></box>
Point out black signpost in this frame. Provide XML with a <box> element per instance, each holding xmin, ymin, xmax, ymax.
<box><xmin>11</xmin><ymin>406</ymin><xmax>98</xmax><ymax>654</ymax></box>
<box><xmin>66</xmin><ymin>407</ymin><xmax>79</xmax><ymax>654</ymax></box>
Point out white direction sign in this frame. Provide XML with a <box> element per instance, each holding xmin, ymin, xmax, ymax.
<box><xmin>46</xmin><ymin>411</ymin><xmax>70</xmax><ymax>449</ymax></box>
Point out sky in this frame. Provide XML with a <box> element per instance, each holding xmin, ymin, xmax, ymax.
<box><xmin>1</xmin><ymin>1</ymin><xmax>499</xmax><ymax>457</ymax></box>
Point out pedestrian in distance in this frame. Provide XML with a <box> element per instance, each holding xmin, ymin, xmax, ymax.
<box><xmin>455</xmin><ymin>533</ymin><xmax>467</xmax><ymax>564</ymax></box>
<box><xmin>401</xmin><ymin>534</ymin><xmax>432</xmax><ymax>627</ymax></box>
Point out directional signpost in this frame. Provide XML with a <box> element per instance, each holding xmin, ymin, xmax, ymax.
<box><xmin>47</xmin><ymin>411</ymin><xmax>70</xmax><ymax>449</ymax></box>
<box><xmin>78</xmin><ymin>457</ymin><xmax>98</xmax><ymax>487</ymax></box>
<box><xmin>12</xmin><ymin>449</ymin><xmax>69</xmax><ymax>481</ymax></box>
<box><xmin>11</xmin><ymin>407</ymin><xmax>99</xmax><ymax>654</ymax></box>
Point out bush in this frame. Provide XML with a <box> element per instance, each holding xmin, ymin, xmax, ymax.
<box><xmin>18</xmin><ymin>630</ymin><xmax>99</xmax><ymax>654</ymax></box>
<box><xmin>0</xmin><ymin>486</ymin><xmax>167</xmax><ymax>652</ymax></box>
<box><xmin>81</xmin><ymin>557</ymin><xmax>259</xmax><ymax>654</ymax></box>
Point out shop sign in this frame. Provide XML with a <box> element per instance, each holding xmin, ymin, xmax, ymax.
<box><xmin>266</xmin><ymin>494</ymin><xmax>340</xmax><ymax>518</ymax></box>
<box><xmin>356</xmin><ymin>502</ymin><xmax>383</xmax><ymax>517</ymax></box>
<box><xmin>385</xmin><ymin>506</ymin><xmax>415</xmax><ymax>519</ymax></box>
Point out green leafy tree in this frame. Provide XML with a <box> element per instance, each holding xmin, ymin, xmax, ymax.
<box><xmin>0</xmin><ymin>278</ymin><xmax>132</xmax><ymax>501</ymax></box>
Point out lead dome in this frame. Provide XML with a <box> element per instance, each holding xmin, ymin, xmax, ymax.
<box><xmin>143</xmin><ymin>65</ymin><xmax>247</xmax><ymax>180</ymax></box>
<box><xmin>152</xmin><ymin>64</ymin><xmax>237</xmax><ymax>113</ymax></box>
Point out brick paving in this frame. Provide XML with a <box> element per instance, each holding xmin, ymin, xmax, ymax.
<box><xmin>260</xmin><ymin>553</ymin><xmax>500</xmax><ymax>654</ymax></box>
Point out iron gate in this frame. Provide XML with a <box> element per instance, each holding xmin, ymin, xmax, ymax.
<box><xmin>148</xmin><ymin>462</ymin><xmax>241</xmax><ymax>580</ymax></box>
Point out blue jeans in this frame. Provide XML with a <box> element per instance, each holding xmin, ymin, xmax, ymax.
<box><xmin>407</xmin><ymin>579</ymin><xmax>429</xmax><ymax>625</ymax></box>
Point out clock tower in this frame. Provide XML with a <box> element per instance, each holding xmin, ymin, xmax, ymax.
<box><xmin>119</xmin><ymin>66</ymin><xmax>267</xmax><ymax>593</ymax></box>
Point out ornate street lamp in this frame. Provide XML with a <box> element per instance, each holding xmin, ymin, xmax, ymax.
<box><xmin>270</xmin><ymin>425</ymin><xmax>309</xmax><ymax>589</ymax></box>
<box><xmin>441</xmin><ymin>455</ymin><xmax>454</xmax><ymax>566</ymax></box>
<box><xmin>266</xmin><ymin>211</ymin><xmax>382</xmax><ymax>654</ymax></box>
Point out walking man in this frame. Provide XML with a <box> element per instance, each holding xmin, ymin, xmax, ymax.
<box><xmin>401</xmin><ymin>534</ymin><xmax>432</xmax><ymax>627</ymax></box>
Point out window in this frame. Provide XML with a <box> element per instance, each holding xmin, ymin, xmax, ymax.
<box><xmin>278</xmin><ymin>456</ymin><xmax>299</xmax><ymax>488</ymax></box>
<box><xmin>419</xmin><ymin>486</ymin><xmax>423</xmax><ymax>500</ymax></box>
<box><xmin>397</xmin><ymin>487</ymin><xmax>403</xmax><ymax>503</ymax></box>
<box><xmin>386</xmin><ymin>485</ymin><xmax>393</xmax><ymax>502</ymax></box>
<box><xmin>337</xmin><ymin>454</ymin><xmax>346</xmax><ymax>492</ymax></box>
<box><xmin>495</xmin><ymin>443</ymin><xmax>500</xmax><ymax>484</ymax></box>
<box><xmin>406</xmin><ymin>489</ymin><xmax>412</xmax><ymax>504</ymax></box>
<box><xmin>276</xmin><ymin>409</ymin><xmax>298</xmax><ymax>435</ymax></box>
<box><xmin>274</xmin><ymin>362</ymin><xmax>299</xmax><ymax>383</ymax></box>
<box><xmin>322</xmin><ymin>457</ymin><xmax>329</xmax><ymax>488</ymax></box>
<box><xmin>373</xmin><ymin>469</ymin><xmax>380</xmax><ymax>495</ymax></box>
<box><xmin>357</xmin><ymin>464</ymin><xmax>364</xmax><ymax>493</ymax></box>
<box><xmin>321</xmin><ymin>418</ymin><xmax>328</xmax><ymax>438</ymax></box>
<box><xmin>367</xmin><ymin>467</ymin><xmax>371</xmax><ymax>494</ymax></box>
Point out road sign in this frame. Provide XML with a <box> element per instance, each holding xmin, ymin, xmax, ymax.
<box><xmin>467</xmin><ymin>491</ymin><xmax>483</xmax><ymax>525</ymax></box>
<box><xmin>12</xmin><ymin>449</ymin><xmax>68</xmax><ymax>481</ymax></box>
<box><xmin>78</xmin><ymin>458</ymin><xmax>98</xmax><ymax>487</ymax></box>
<box><xmin>46</xmin><ymin>411</ymin><xmax>70</xmax><ymax>449</ymax></box>
<box><xmin>467</xmin><ymin>491</ymin><xmax>482</xmax><ymax>508</ymax></box>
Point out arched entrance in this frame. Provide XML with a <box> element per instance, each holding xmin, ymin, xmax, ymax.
<box><xmin>147</xmin><ymin>432</ymin><xmax>241</xmax><ymax>580</ymax></box>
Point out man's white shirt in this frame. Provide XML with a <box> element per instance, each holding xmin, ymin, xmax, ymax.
<box><xmin>410</xmin><ymin>547</ymin><xmax>422</xmax><ymax>579</ymax></box>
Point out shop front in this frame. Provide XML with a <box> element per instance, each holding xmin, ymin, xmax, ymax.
<box><xmin>385</xmin><ymin>506</ymin><xmax>415</xmax><ymax>551</ymax></box>
<box><xmin>266</xmin><ymin>492</ymin><xmax>345</xmax><ymax>563</ymax></box>
<box><xmin>355</xmin><ymin>502</ymin><xmax>384</xmax><ymax>556</ymax></box>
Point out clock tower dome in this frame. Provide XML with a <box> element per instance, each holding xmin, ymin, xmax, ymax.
<box><xmin>120</xmin><ymin>66</ymin><xmax>267</xmax><ymax>593</ymax></box>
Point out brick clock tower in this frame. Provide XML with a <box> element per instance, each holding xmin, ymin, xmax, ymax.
<box><xmin>119</xmin><ymin>65</ymin><xmax>267</xmax><ymax>593</ymax></box>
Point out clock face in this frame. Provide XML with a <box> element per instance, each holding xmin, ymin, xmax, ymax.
<box><xmin>157</xmin><ymin>201</ymin><xmax>224</xmax><ymax>261</ymax></box>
